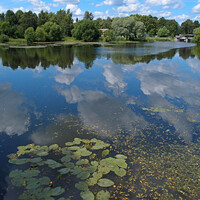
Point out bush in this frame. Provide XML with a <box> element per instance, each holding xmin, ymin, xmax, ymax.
<box><xmin>72</xmin><ymin>19</ymin><xmax>101</xmax><ymax>42</ymax></box>
<box><xmin>0</xmin><ymin>34</ymin><xmax>9</xmax><ymax>43</ymax></box>
<box><xmin>157</xmin><ymin>26</ymin><xmax>170</xmax><ymax>37</ymax></box>
<box><xmin>24</xmin><ymin>27</ymin><xmax>35</xmax><ymax>45</ymax></box>
<box><xmin>104</xmin><ymin>30</ymin><xmax>114</xmax><ymax>42</ymax></box>
<box><xmin>35</xmin><ymin>27</ymin><xmax>46</xmax><ymax>42</ymax></box>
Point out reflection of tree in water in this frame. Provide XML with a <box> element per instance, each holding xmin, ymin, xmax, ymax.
<box><xmin>74</xmin><ymin>45</ymin><xmax>97</xmax><ymax>69</ymax></box>
<box><xmin>194</xmin><ymin>45</ymin><xmax>200</xmax><ymax>59</ymax></box>
<box><xmin>0</xmin><ymin>46</ymin><xmax>74</xmax><ymax>70</ymax></box>
<box><xmin>111</xmin><ymin>49</ymin><xmax>177</xmax><ymax>65</ymax></box>
<box><xmin>178</xmin><ymin>47</ymin><xmax>195</xmax><ymax>60</ymax></box>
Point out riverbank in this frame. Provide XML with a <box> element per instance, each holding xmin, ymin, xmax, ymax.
<box><xmin>0</xmin><ymin>36</ymin><xmax>172</xmax><ymax>47</ymax></box>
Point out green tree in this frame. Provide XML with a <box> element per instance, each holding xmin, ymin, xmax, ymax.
<box><xmin>24</xmin><ymin>27</ymin><xmax>35</xmax><ymax>45</ymax></box>
<box><xmin>35</xmin><ymin>27</ymin><xmax>46</xmax><ymax>41</ymax></box>
<box><xmin>38</xmin><ymin>10</ymin><xmax>49</xmax><ymax>26</ymax></box>
<box><xmin>19</xmin><ymin>11</ymin><xmax>38</xmax><ymax>33</ymax></box>
<box><xmin>0</xmin><ymin>34</ymin><xmax>9</xmax><ymax>43</ymax></box>
<box><xmin>194</xmin><ymin>27</ymin><xmax>200</xmax><ymax>43</ymax></box>
<box><xmin>49</xmin><ymin>23</ymin><xmax>62</xmax><ymax>41</ymax></box>
<box><xmin>104</xmin><ymin>30</ymin><xmax>114</xmax><ymax>42</ymax></box>
<box><xmin>72</xmin><ymin>19</ymin><xmax>100</xmax><ymax>42</ymax></box>
<box><xmin>15</xmin><ymin>10</ymin><xmax>23</xmax><ymax>24</ymax></box>
<box><xmin>112</xmin><ymin>16</ymin><xmax>146</xmax><ymax>41</ymax></box>
<box><xmin>165</xmin><ymin>20</ymin><xmax>179</xmax><ymax>36</ymax></box>
<box><xmin>5</xmin><ymin>10</ymin><xmax>17</xmax><ymax>26</ymax></box>
<box><xmin>84</xmin><ymin>11</ymin><xmax>94</xmax><ymax>20</ymax></box>
<box><xmin>0</xmin><ymin>13</ymin><xmax>5</xmax><ymax>22</ymax></box>
<box><xmin>157</xmin><ymin>26</ymin><xmax>170</xmax><ymax>37</ymax></box>
<box><xmin>180</xmin><ymin>19</ymin><xmax>194</xmax><ymax>34</ymax></box>
<box><xmin>56</xmin><ymin>9</ymin><xmax>73</xmax><ymax>36</ymax></box>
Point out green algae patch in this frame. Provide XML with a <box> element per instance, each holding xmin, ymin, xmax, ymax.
<box><xmin>8</xmin><ymin>137</ymin><xmax>128</xmax><ymax>199</ymax></box>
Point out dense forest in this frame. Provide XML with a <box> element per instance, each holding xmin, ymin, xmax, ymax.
<box><xmin>0</xmin><ymin>9</ymin><xmax>200</xmax><ymax>44</ymax></box>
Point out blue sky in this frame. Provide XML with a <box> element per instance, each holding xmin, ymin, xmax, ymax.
<box><xmin>0</xmin><ymin>0</ymin><xmax>200</xmax><ymax>23</ymax></box>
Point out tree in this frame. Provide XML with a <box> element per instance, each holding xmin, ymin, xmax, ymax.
<box><xmin>56</xmin><ymin>9</ymin><xmax>73</xmax><ymax>36</ymax></box>
<box><xmin>84</xmin><ymin>11</ymin><xmax>94</xmax><ymax>20</ymax></box>
<box><xmin>157</xmin><ymin>26</ymin><xmax>170</xmax><ymax>37</ymax></box>
<box><xmin>72</xmin><ymin>19</ymin><xmax>101</xmax><ymax>42</ymax></box>
<box><xmin>0</xmin><ymin>13</ymin><xmax>5</xmax><ymax>22</ymax></box>
<box><xmin>5</xmin><ymin>10</ymin><xmax>17</xmax><ymax>26</ymax></box>
<box><xmin>104</xmin><ymin>30</ymin><xmax>114</xmax><ymax>42</ymax></box>
<box><xmin>19</xmin><ymin>11</ymin><xmax>38</xmax><ymax>33</ymax></box>
<box><xmin>38</xmin><ymin>10</ymin><xmax>49</xmax><ymax>26</ymax></box>
<box><xmin>112</xmin><ymin>16</ymin><xmax>146</xmax><ymax>41</ymax></box>
<box><xmin>24</xmin><ymin>27</ymin><xmax>35</xmax><ymax>45</ymax></box>
<box><xmin>15</xmin><ymin>10</ymin><xmax>23</xmax><ymax>24</ymax></box>
<box><xmin>165</xmin><ymin>20</ymin><xmax>179</xmax><ymax>36</ymax></box>
<box><xmin>194</xmin><ymin>27</ymin><xmax>200</xmax><ymax>43</ymax></box>
<box><xmin>0</xmin><ymin>34</ymin><xmax>9</xmax><ymax>43</ymax></box>
<box><xmin>35</xmin><ymin>27</ymin><xmax>46</xmax><ymax>41</ymax></box>
<box><xmin>180</xmin><ymin>19</ymin><xmax>194</xmax><ymax>34</ymax></box>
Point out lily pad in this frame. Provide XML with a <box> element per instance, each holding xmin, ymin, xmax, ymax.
<box><xmin>92</xmin><ymin>141</ymin><xmax>110</xmax><ymax>150</ymax></box>
<box><xmin>86</xmin><ymin>177</ymin><xmax>98</xmax><ymax>186</ymax></box>
<box><xmin>114</xmin><ymin>168</ymin><xmax>126</xmax><ymax>177</ymax></box>
<box><xmin>91</xmin><ymin>161</ymin><xmax>98</xmax><ymax>167</ymax></box>
<box><xmin>77</xmin><ymin>171</ymin><xmax>90</xmax><ymax>180</ymax></box>
<box><xmin>65</xmin><ymin>142</ymin><xmax>74</xmax><ymax>146</ymax></box>
<box><xmin>45</xmin><ymin>159</ymin><xmax>62</xmax><ymax>169</ymax></box>
<box><xmin>9</xmin><ymin>158</ymin><xmax>29</xmax><ymax>165</ymax></box>
<box><xmin>92</xmin><ymin>172</ymin><xmax>102</xmax><ymax>180</ymax></box>
<box><xmin>76</xmin><ymin>159</ymin><xmax>89</xmax><ymax>165</ymax></box>
<box><xmin>86</xmin><ymin>166</ymin><xmax>97</xmax><ymax>174</ymax></box>
<box><xmin>98</xmin><ymin>165</ymin><xmax>110</xmax><ymax>175</ymax></box>
<box><xmin>96</xmin><ymin>190</ymin><xmax>110</xmax><ymax>200</ymax></box>
<box><xmin>58</xmin><ymin>168</ymin><xmax>71</xmax><ymax>175</ymax></box>
<box><xmin>115</xmin><ymin>159</ymin><xmax>127</xmax><ymax>169</ymax></box>
<box><xmin>115</xmin><ymin>154</ymin><xmax>127</xmax><ymax>159</ymax></box>
<box><xmin>30</xmin><ymin>157</ymin><xmax>43</xmax><ymax>163</ymax></box>
<box><xmin>51</xmin><ymin>186</ymin><xmax>65</xmax><ymax>196</ymax></box>
<box><xmin>65</xmin><ymin>162</ymin><xmax>75</xmax><ymax>169</ymax></box>
<box><xmin>80</xmin><ymin>190</ymin><xmax>94</xmax><ymax>200</ymax></box>
<box><xmin>61</xmin><ymin>155</ymin><xmax>71</xmax><ymax>163</ymax></box>
<box><xmin>97</xmin><ymin>179</ymin><xmax>114</xmax><ymax>187</ymax></box>
<box><xmin>102</xmin><ymin>149</ymin><xmax>109</xmax><ymax>157</ymax></box>
<box><xmin>68</xmin><ymin>146</ymin><xmax>80</xmax><ymax>151</ymax></box>
<box><xmin>49</xmin><ymin>144</ymin><xmax>59</xmax><ymax>151</ymax></box>
<box><xmin>70</xmin><ymin>166</ymin><xmax>82</xmax><ymax>175</ymax></box>
<box><xmin>75</xmin><ymin>181</ymin><xmax>88</xmax><ymax>191</ymax></box>
<box><xmin>35</xmin><ymin>151</ymin><xmax>49</xmax><ymax>157</ymax></box>
<box><xmin>73</xmin><ymin>138</ymin><xmax>82</xmax><ymax>145</ymax></box>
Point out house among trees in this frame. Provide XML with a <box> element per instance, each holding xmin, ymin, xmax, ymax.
<box><xmin>100</xmin><ymin>29</ymin><xmax>109</xmax><ymax>36</ymax></box>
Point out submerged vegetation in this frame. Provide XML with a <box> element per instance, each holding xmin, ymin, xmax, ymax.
<box><xmin>8</xmin><ymin>138</ymin><xmax>128</xmax><ymax>200</ymax></box>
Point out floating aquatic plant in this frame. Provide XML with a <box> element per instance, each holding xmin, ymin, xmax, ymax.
<box><xmin>8</xmin><ymin>137</ymin><xmax>128</xmax><ymax>200</ymax></box>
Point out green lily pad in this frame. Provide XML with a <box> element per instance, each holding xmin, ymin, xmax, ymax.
<box><xmin>91</xmin><ymin>161</ymin><xmax>98</xmax><ymax>167</ymax></box>
<box><xmin>9</xmin><ymin>158</ymin><xmax>29</xmax><ymax>165</ymax></box>
<box><xmin>115</xmin><ymin>159</ymin><xmax>127</xmax><ymax>169</ymax></box>
<box><xmin>81</xmin><ymin>139</ymin><xmax>90</xmax><ymax>144</ymax></box>
<box><xmin>68</xmin><ymin>146</ymin><xmax>80</xmax><ymax>151</ymax></box>
<box><xmin>23</xmin><ymin>169</ymin><xmax>40</xmax><ymax>178</ymax></box>
<box><xmin>97</xmin><ymin>179</ymin><xmax>114</xmax><ymax>187</ymax></box>
<box><xmin>70</xmin><ymin>166</ymin><xmax>82</xmax><ymax>175</ymax></box>
<box><xmin>58</xmin><ymin>168</ymin><xmax>71</xmax><ymax>175</ymax></box>
<box><xmin>65</xmin><ymin>162</ymin><xmax>75</xmax><ymax>169</ymax></box>
<box><xmin>98</xmin><ymin>165</ymin><xmax>110</xmax><ymax>175</ymax></box>
<box><xmin>7</xmin><ymin>153</ymin><xmax>18</xmax><ymax>159</ymax></box>
<box><xmin>51</xmin><ymin>186</ymin><xmax>65</xmax><ymax>196</ymax></box>
<box><xmin>35</xmin><ymin>151</ymin><xmax>49</xmax><ymax>157</ymax></box>
<box><xmin>91</xmin><ymin>141</ymin><xmax>110</xmax><ymax>150</ymax></box>
<box><xmin>77</xmin><ymin>171</ymin><xmax>90</xmax><ymax>180</ymax></box>
<box><xmin>96</xmin><ymin>190</ymin><xmax>110</xmax><ymax>200</ymax></box>
<box><xmin>115</xmin><ymin>154</ymin><xmax>127</xmax><ymax>159</ymax></box>
<box><xmin>114</xmin><ymin>168</ymin><xmax>126</xmax><ymax>177</ymax></box>
<box><xmin>45</xmin><ymin>159</ymin><xmax>62</xmax><ymax>169</ymax></box>
<box><xmin>30</xmin><ymin>157</ymin><xmax>43</xmax><ymax>163</ymax></box>
<box><xmin>86</xmin><ymin>166</ymin><xmax>97</xmax><ymax>174</ymax></box>
<box><xmin>80</xmin><ymin>190</ymin><xmax>94</xmax><ymax>200</ymax></box>
<box><xmin>61</xmin><ymin>148</ymin><xmax>71</xmax><ymax>155</ymax></box>
<box><xmin>39</xmin><ymin>176</ymin><xmax>51</xmax><ymax>185</ymax></box>
<box><xmin>61</xmin><ymin>155</ymin><xmax>71</xmax><ymax>163</ymax></box>
<box><xmin>73</xmin><ymin>138</ymin><xmax>82</xmax><ymax>145</ymax></box>
<box><xmin>9</xmin><ymin>169</ymin><xmax>23</xmax><ymax>178</ymax></box>
<box><xmin>49</xmin><ymin>144</ymin><xmax>59</xmax><ymax>151</ymax></box>
<box><xmin>76</xmin><ymin>159</ymin><xmax>89</xmax><ymax>165</ymax></box>
<box><xmin>75</xmin><ymin>181</ymin><xmax>88</xmax><ymax>191</ymax></box>
<box><xmin>79</xmin><ymin>148</ymin><xmax>92</xmax><ymax>157</ymax></box>
<box><xmin>65</xmin><ymin>142</ymin><xmax>74</xmax><ymax>146</ymax></box>
<box><xmin>92</xmin><ymin>172</ymin><xmax>102</xmax><ymax>180</ymax></box>
<box><xmin>102</xmin><ymin>149</ymin><xmax>109</xmax><ymax>157</ymax></box>
<box><xmin>86</xmin><ymin>177</ymin><xmax>98</xmax><ymax>186</ymax></box>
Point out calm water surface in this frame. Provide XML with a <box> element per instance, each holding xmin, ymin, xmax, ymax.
<box><xmin>0</xmin><ymin>42</ymin><xmax>200</xmax><ymax>199</ymax></box>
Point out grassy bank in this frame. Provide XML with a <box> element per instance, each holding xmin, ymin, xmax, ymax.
<box><xmin>146</xmin><ymin>37</ymin><xmax>173</xmax><ymax>42</ymax></box>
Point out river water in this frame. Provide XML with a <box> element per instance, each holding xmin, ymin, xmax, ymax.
<box><xmin>0</xmin><ymin>42</ymin><xmax>199</xmax><ymax>199</ymax></box>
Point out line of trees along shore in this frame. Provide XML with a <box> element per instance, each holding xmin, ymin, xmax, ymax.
<box><xmin>0</xmin><ymin>9</ymin><xmax>200</xmax><ymax>44</ymax></box>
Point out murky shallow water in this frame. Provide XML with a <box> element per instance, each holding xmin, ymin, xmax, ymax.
<box><xmin>0</xmin><ymin>42</ymin><xmax>199</xmax><ymax>199</ymax></box>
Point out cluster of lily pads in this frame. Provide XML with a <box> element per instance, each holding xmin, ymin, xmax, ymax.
<box><xmin>8</xmin><ymin>138</ymin><xmax>128</xmax><ymax>200</ymax></box>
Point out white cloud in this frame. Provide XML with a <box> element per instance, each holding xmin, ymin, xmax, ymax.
<box><xmin>172</xmin><ymin>14</ymin><xmax>189</xmax><ymax>21</ymax></box>
<box><xmin>53</xmin><ymin>0</ymin><xmax>80</xmax><ymax>5</ymax></box>
<box><xmin>0</xmin><ymin>5</ymin><xmax>6</xmax><ymax>13</ymax></box>
<box><xmin>117</xmin><ymin>3</ymin><xmax>140</xmax><ymax>13</ymax></box>
<box><xmin>12</xmin><ymin>7</ymin><xmax>26</xmax><ymax>13</ymax></box>
<box><xmin>97</xmin><ymin>0</ymin><xmax>123</xmax><ymax>6</ymax></box>
<box><xmin>66</xmin><ymin>4</ymin><xmax>83</xmax><ymax>15</ymax></box>
<box><xmin>55</xmin><ymin>65</ymin><xmax>84</xmax><ymax>86</ymax></box>
<box><xmin>0</xmin><ymin>83</ymin><xmax>30</xmax><ymax>136</ymax></box>
<box><xmin>28</xmin><ymin>0</ymin><xmax>50</xmax><ymax>12</ymax></box>
<box><xmin>192</xmin><ymin>1</ymin><xmax>200</xmax><ymax>13</ymax></box>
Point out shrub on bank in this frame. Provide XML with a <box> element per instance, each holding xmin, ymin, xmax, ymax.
<box><xmin>0</xmin><ymin>34</ymin><xmax>9</xmax><ymax>43</ymax></box>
